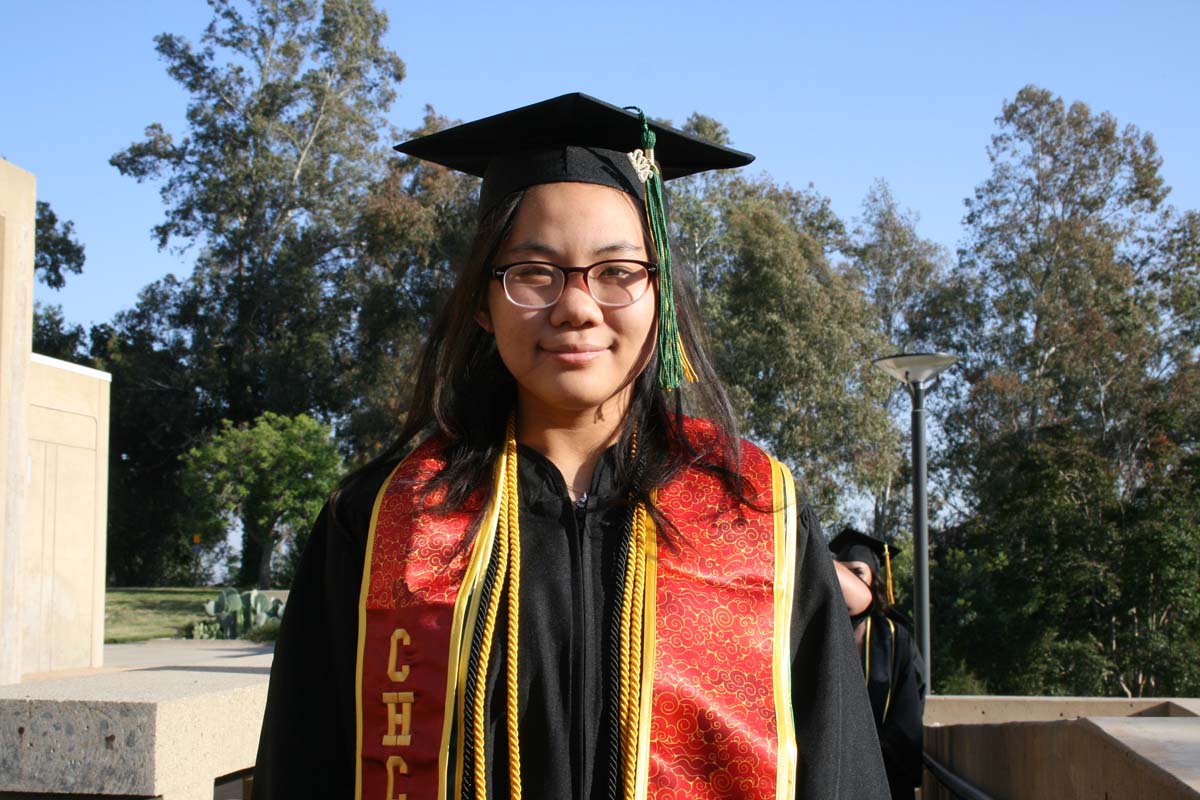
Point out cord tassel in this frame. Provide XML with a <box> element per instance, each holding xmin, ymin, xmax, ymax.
<box><xmin>884</xmin><ymin>543</ymin><xmax>895</xmax><ymax>606</ymax></box>
<box><xmin>625</xmin><ymin>107</ymin><xmax>696</xmax><ymax>389</ymax></box>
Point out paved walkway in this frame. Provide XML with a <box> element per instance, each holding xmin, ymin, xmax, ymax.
<box><xmin>19</xmin><ymin>639</ymin><xmax>275</xmax><ymax>683</ymax></box>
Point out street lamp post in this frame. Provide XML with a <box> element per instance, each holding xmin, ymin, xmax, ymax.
<box><xmin>872</xmin><ymin>352</ymin><xmax>957</xmax><ymax>690</ymax></box>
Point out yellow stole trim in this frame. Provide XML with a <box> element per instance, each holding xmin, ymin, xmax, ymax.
<box><xmin>770</xmin><ymin>458</ymin><xmax>799</xmax><ymax>799</ymax></box>
<box><xmin>882</xmin><ymin>617</ymin><xmax>896</xmax><ymax>723</ymax></box>
<box><xmin>632</xmin><ymin>498</ymin><xmax>659</xmax><ymax>800</ymax></box>
<box><xmin>864</xmin><ymin>616</ymin><xmax>872</xmax><ymax>687</ymax></box>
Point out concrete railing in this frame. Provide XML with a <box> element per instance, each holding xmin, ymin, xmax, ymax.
<box><xmin>0</xmin><ymin>641</ymin><xmax>271</xmax><ymax>800</ymax></box>
<box><xmin>924</xmin><ymin>696</ymin><xmax>1200</xmax><ymax>799</ymax></box>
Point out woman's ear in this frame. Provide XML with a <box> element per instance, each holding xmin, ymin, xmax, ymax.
<box><xmin>475</xmin><ymin>307</ymin><xmax>493</xmax><ymax>333</ymax></box>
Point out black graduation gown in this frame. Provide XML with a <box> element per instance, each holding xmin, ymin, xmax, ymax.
<box><xmin>252</xmin><ymin>445</ymin><xmax>888</xmax><ymax>799</ymax></box>
<box><xmin>859</xmin><ymin>612</ymin><xmax>926</xmax><ymax>800</ymax></box>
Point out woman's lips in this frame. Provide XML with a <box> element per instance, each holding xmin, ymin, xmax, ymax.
<box><xmin>541</xmin><ymin>345</ymin><xmax>606</xmax><ymax>365</ymax></box>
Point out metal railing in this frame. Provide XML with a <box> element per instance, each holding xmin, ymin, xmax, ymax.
<box><xmin>923</xmin><ymin>752</ymin><xmax>994</xmax><ymax>800</ymax></box>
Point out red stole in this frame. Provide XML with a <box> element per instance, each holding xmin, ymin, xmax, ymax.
<box><xmin>355</xmin><ymin>419</ymin><xmax>798</xmax><ymax>799</ymax></box>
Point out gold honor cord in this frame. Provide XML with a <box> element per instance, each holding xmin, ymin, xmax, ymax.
<box><xmin>618</xmin><ymin>501</ymin><xmax>651</xmax><ymax>798</ymax></box>
<box><xmin>614</xmin><ymin>431</ymin><xmax>652</xmax><ymax>798</ymax></box>
<box><xmin>863</xmin><ymin>616</ymin><xmax>872</xmax><ymax>688</ymax></box>
<box><xmin>468</xmin><ymin>417</ymin><xmax>524</xmax><ymax>800</ymax></box>
<box><xmin>883</xmin><ymin>618</ymin><xmax>896</xmax><ymax>723</ymax></box>
<box><xmin>503</xmin><ymin>427</ymin><xmax>523</xmax><ymax>800</ymax></box>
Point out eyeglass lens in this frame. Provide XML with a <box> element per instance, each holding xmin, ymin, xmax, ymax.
<box><xmin>503</xmin><ymin>261</ymin><xmax>650</xmax><ymax>308</ymax></box>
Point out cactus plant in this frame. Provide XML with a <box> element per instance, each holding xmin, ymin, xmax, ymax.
<box><xmin>184</xmin><ymin>587</ymin><xmax>286</xmax><ymax>640</ymax></box>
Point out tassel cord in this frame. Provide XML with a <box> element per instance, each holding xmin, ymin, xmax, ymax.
<box><xmin>462</xmin><ymin>416</ymin><xmax>524</xmax><ymax>800</ymax></box>
<box><xmin>503</xmin><ymin>430</ymin><xmax>523</xmax><ymax>800</ymax></box>
<box><xmin>461</xmin><ymin>535</ymin><xmax>502</xmax><ymax>799</ymax></box>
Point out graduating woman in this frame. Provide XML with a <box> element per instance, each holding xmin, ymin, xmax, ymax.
<box><xmin>253</xmin><ymin>93</ymin><xmax>887</xmax><ymax>800</ymax></box>
<box><xmin>830</xmin><ymin>529</ymin><xmax>927</xmax><ymax>800</ymax></box>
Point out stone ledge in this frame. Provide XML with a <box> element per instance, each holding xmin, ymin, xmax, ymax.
<box><xmin>926</xmin><ymin>694</ymin><xmax>1200</xmax><ymax>726</ymax></box>
<box><xmin>925</xmin><ymin>712</ymin><xmax>1200</xmax><ymax>799</ymax></box>
<box><xmin>0</xmin><ymin>642</ymin><xmax>272</xmax><ymax>800</ymax></box>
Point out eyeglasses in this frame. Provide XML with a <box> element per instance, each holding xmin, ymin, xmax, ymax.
<box><xmin>491</xmin><ymin>259</ymin><xmax>658</xmax><ymax>309</ymax></box>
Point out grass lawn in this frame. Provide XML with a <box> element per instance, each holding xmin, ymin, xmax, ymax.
<box><xmin>105</xmin><ymin>587</ymin><xmax>217</xmax><ymax>643</ymax></box>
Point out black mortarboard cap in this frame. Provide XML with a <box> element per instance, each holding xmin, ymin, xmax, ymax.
<box><xmin>828</xmin><ymin>528</ymin><xmax>900</xmax><ymax>572</ymax></box>
<box><xmin>394</xmin><ymin>92</ymin><xmax>755</xmax><ymax>216</ymax></box>
<box><xmin>829</xmin><ymin>528</ymin><xmax>901</xmax><ymax>605</ymax></box>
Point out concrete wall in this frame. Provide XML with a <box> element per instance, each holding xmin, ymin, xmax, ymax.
<box><xmin>0</xmin><ymin>160</ymin><xmax>36</xmax><ymax>686</ymax></box>
<box><xmin>0</xmin><ymin>160</ymin><xmax>111</xmax><ymax>685</ymax></box>
<box><xmin>21</xmin><ymin>355</ymin><xmax>111</xmax><ymax>675</ymax></box>
<box><xmin>925</xmin><ymin>715</ymin><xmax>1200</xmax><ymax>799</ymax></box>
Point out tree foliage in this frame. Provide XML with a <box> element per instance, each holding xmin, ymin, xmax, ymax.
<box><xmin>32</xmin><ymin>201</ymin><xmax>91</xmax><ymax>364</ymax></box>
<box><xmin>107</xmin><ymin>0</ymin><xmax>405</xmax><ymax>583</ymax></box>
<box><xmin>34</xmin><ymin>200</ymin><xmax>85</xmax><ymax>290</ymax></box>
<box><xmin>667</xmin><ymin>122</ymin><xmax>898</xmax><ymax>513</ymax></box>
<box><xmin>110</xmin><ymin>0</ymin><xmax>404</xmax><ymax>421</ymax></box>
<box><xmin>925</xmin><ymin>86</ymin><xmax>1200</xmax><ymax>696</ymax></box>
<box><xmin>183</xmin><ymin>412</ymin><xmax>342</xmax><ymax>587</ymax></box>
<box><xmin>31</xmin><ymin>303</ymin><xmax>88</xmax><ymax>363</ymax></box>
<box><xmin>337</xmin><ymin>106</ymin><xmax>478</xmax><ymax>459</ymax></box>
<box><xmin>92</xmin><ymin>278</ymin><xmax>223</xmax><ymax>586</ymax></box>
<box><xmin>845</xmin><ymin>181</ymin><xmax>951</xmax><ymax>545</ymax></box>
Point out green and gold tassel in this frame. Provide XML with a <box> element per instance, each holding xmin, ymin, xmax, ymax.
<box><xmin>625</xmin><ymin>107</ymin><xmax>697</xmax><ymax>390</ymax></box>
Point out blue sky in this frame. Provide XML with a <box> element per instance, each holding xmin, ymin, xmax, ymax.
<box><xmin>4</xmin><ymin>0</ymin><xmax>1198</xmax><ymax>329</ymax></box>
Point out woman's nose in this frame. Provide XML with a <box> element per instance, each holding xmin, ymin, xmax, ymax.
<box><xmin>549</xmin><ymin>272</ymin><xmax>603</xmax><ymax>326</ymax></box>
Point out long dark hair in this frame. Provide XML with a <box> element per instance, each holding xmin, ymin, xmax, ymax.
<box><xmin>335</xmin><ymin>187</ymin><xmax>752</xmax><ymax>535</ymax></box>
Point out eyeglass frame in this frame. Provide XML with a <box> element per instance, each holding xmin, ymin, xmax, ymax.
<box><xmin>490</xmin><ymin>259</ymin><xmax>660</xmax><ymax>309</ymax></box>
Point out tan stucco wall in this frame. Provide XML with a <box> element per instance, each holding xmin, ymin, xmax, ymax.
<box><xmin>0</xmin><ymin>160</ymin><xmax>111</xmax><ymax>684</ymax></box>
<box><xmin>0</xmin><ymin>159</ymin><xmax>37</xmax><ymax>686</ymax></box>
<box><xmin>21</xmin><ymin>354</ymin><xmax>111</xmax><ymax>675</ymax></box>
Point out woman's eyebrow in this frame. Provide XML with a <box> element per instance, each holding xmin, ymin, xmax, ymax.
<box><xmin>507</xmin><ymin>239</ymin><xmax>558</xmax><ymax>257</ymax></box>
<box><xmin>592</xmin><ymin>240</ymin><xmax>643</xmax><ymax>256</ymax></box>
<box><xmin>506</xmin><ymin>239</ymin><xmax>644</xmax><ymax>259</ymax></box>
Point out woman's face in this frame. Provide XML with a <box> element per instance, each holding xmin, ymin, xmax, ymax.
<box><xmin>478</xmin><ymin>182</ymin><xmax>656</xmax><ymax>419</ymax></box>
<box><xmin>842</xmin><ymin>560</ymin><xmax>876</xmax><ymax>588</ymax></box>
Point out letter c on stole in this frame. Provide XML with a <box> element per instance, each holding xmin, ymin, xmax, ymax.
<box><xmin>385</xmin><ymin>754</ymin><xmax>408</xmax><ymax>800</ymax></box>
<box><xmin>387</xmin><ymin>628</ymin><xmax>410</xmax><ymax>682</ymax></box>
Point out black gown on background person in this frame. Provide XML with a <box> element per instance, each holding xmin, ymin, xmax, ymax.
<box><xmin>861</xmin><ymin>608</ymin><xmax>925</xmax><ymax>800</ymax></box>
<box><xmin>253</xmin><ymin>446</ymin><xmax>889</xmax><ymax>799</ymax></box>
<box><xmin>829</xmin><ymin>528</ymin><xmax>926</xmax><ymax>800</ymax></box>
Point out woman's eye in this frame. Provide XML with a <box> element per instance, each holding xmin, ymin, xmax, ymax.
<box><xmin>509</xmin><ymin>265</ymin><xmax>557</xmax><ymax>285</ymax></box>
<box><xmin>594</xmin><ymin>263</ymin><xmax>639</xmax><ymax>282</ymax></box>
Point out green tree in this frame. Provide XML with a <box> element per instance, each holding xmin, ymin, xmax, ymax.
<box><xmin>31</xmin><ymin>303</ymin><xmax>87</xmax><ymax>363</ymax></box>
<box><xmin>710</xmin><ymin>187</ymin><xmax>895</xmax><ymax>511</ymax></box>
<box><xmin>337</xmin><ymin>106</ymin><xmax>479</xmax><ymax>459</ymax></box>
<box><xmin>34</xmin><ymin>200</ymin><xmax>85</xmax><ymax>290</ymax></box>
<box><xmin>91</xmin><ymin>278</ymin><xmax>223</xmax><ymax>585</ymax></box>
<box><xmin>183</xmin><ymin>412</ymin><xmax>342</xmax><ymax>587</ymax></box>
<box><xmin>666</xmin><ymin>120</ymin><xmax>897</xmax><ymax>512</ymax></box>
<box><xmin>31</xmin><ymin>200</ymin><xmax>90</xmax><ymax>363</ymax></box>
<box><xmin>845</xmin><ymin>180</ymin><xmax>951</xmax><ymax>544</ymax></box>
<box><xmin>925</xmin><ymin>86</ymin><xmax>1199</xmax><ymax>695</ymax></box>
<box><xmin>110</xmin><ymin>0</ymin><xmax>404</xmax><ymax>583</ymax></box>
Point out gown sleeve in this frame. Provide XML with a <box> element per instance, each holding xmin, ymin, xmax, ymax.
<box><xmin>251</xmin><ymin>465</ymin><xmax>392</xmax><ymax>800</ymax></box>
<box><xmin>790</xmin><ymin>502</ymin><xmax>890</xmax><ymax>799</ymax></box>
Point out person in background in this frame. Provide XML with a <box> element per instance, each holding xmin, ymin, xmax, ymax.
<box><xmin>830</xmin><ymin>528</ymin><xmax>927</xmax><ymax>800</ymax></box>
